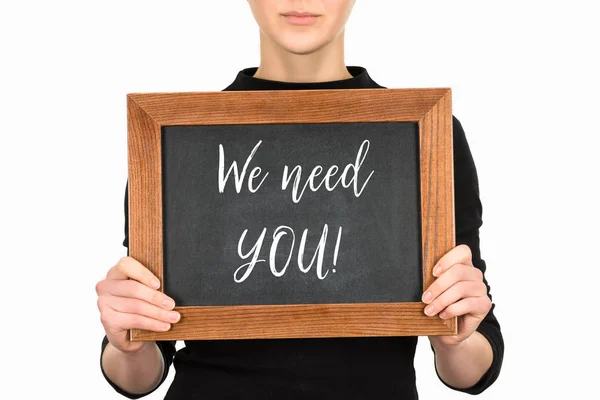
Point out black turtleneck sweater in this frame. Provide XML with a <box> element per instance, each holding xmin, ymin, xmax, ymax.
<box><xmin>101</xmin><ymin>66</ymin><xmax>504</xmax><ymax>399</ymax></box>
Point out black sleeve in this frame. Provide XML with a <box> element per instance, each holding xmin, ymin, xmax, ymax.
<box><xmin>99</xmin><ymin>181</ymin><xmax>177</xmax><ymax>398</ymax></box>
<box><xmin>430</xmin><ymin>115</ymin><xmax>504</xmax><ymax>394</ymax></box>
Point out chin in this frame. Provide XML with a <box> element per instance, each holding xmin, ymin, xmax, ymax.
<box><xmin>280</xmin><ymin>42</ymin><xmax>326</xmax><ymax>55</ymax></box>
<box><xmin>276</xmin><ymin>33</ymin><xmax>332</xmax><ymax>55</ymax></box>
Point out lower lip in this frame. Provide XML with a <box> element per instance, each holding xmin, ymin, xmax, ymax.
<box><xmin>283</xmin><ymin>15</ymin><xmax>319</xmax><ymax>25</ymax></box>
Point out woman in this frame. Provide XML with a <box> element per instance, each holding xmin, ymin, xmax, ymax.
<box><xmin>96</xmin><ymin>1</ymin><xmax>504</xmax><ymax>398</ymax></box>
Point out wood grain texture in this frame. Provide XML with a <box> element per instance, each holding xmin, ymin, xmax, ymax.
<box><xmin>127</xmin><ymin>97</ymin><xmax>163</xmax><ymax>285</ymax></box>
<box><xmin>127</xmin><ymin>88</ymin><xmax>449</xmax><ymax>125</ymax></box>
<box><xmin>127</xmin><ymin>88</ymin><xmax>457</xmax><ymax>341</ymax></box>
<box><xmin>419</xmin><ymin>89</ymin><xmax>455</xmax><ymax>294</ymax></box>
<box><xmin>131</xmin><ymin>303</ymin><xmax>453</xmax><ymax>341</ymax></box>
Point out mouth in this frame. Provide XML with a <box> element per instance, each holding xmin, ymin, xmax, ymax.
<box><xmin>282</xmin><ymin>11</ymin><xmax>320</xmax><ymax>17</ymax></box>
<box><xmin>281</xmin><ymin>11</ymin><xmax>321</xmax><ymax>25</ymax></box>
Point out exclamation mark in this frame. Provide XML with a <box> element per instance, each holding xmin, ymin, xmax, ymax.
<box><xmin>332</xmin><ymin>226</ymin><xmax>342</xmax><ymax>273</ymax></box>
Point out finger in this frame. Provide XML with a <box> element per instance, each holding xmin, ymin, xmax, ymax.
<box><xmin>438</xmin><ymin>296</ymin><xmax>492</xmax><ymax>320</ymax></box>
<box><xmin>422</xmin><ymin>263</ymin><xmax>475</xmax><ymax>303</ymax></box>
<box><xmin>102</xmin><ymin>308</ymin><xmax>172</xmax><ymax>333</ymax></box>
<box><xmin>107</xmin><ymin>256</ymin><xmax>161</xmax><ymax>289</ymax></box>
<box><xmin>109</xmin><ymin>296</ymin><xmax>181</xmax><ymax>324</ymax></box>
<box><xmin>433</xmin><ymin>244</ymin><xmax>472</xmax><ymax>277</ymax></box>
<box><xmin>423</xmin><ymin>280</ymin><xmax>481</xmax><ymax>316</ymax></box>
<box><xmin>100</xmin><ymin>279</ymin><xmax>175</xmax><ymax>310</ymax></box>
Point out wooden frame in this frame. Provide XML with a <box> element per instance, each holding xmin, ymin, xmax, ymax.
<box><xmin>127</xmin><ymin>88</ymin><xmax>456</xmax><ymax>341</ymax></box>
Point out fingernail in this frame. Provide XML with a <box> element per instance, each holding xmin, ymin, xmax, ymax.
<box><xmin>163</xmin><ymin>298</ymin><xmax>175</xmax><ymax>309</ymax></box>
<box><xmin>425</xmin><ymin>305</ymin><xmax>435</xmax><ymax>315</ymax></box>
<box><xmin>439</xmin><ymin>312</ymin><xmax>447</xmax><ymax>319</ymax></box>
<box><xmin>433</xmin><ymin>265</ymin><xmax>442</xmax><ymax>276</ymax></box>
<box><xmin>151</xmin><ymin>279</ymin><xmax>160</xmax><ymax>289</ymax></box>
<box><xmin>168</xmin><ymin>311</ymin><xmax>180</xmax><ymax>322</ymax></box>
<box><xmin>422</xmin><ymin>291</ymin><xmax>432</xmax><ymax>303</ymax></box>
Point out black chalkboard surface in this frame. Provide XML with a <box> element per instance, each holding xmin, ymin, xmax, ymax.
<box><xmin>162</xmin><ymin>122</ymin><xmax>422</xmax><ymax>307</ymax></box>
<box><xmin>127</xmin><ymin>88</ymin><xmax>456</xmax><ymax>340</ymax></box>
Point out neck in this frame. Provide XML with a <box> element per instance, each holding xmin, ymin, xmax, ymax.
<box><xmin>253</xmin><ymin>30</ymin><xmax>352</xmax><ymax>83</ymax></box>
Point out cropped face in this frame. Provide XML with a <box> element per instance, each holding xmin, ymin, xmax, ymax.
<box><xmin>247</xmin><ymin>0</ymin><xmax>356</xmax><ymax>55</ymax></box>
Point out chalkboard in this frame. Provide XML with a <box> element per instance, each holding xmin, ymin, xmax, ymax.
<box><xmin>162</xmin><ymin>122</ymin><xmax>422</xmax><ymax>307</ymax></box>
<box><xmin>127</xmin><ymin>88</ymin><xmax>456</xmax><ymax>341</ymax></box>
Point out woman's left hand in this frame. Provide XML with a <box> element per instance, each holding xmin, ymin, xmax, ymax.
<box><xmin>422</xmin><ymin>244</ymin><xmax>493</xmax><ymax>349</ymax></box>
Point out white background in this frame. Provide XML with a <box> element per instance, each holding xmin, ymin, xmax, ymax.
<box><xmin>1</xmin><ymin>0</ymin><xmax>598</xmax><ymax>398</ymax></box>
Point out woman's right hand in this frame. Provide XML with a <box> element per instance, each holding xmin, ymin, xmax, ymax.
<box><xmin>96</xmin><ymin>256</ymin><xmax>180</xmax><ymax>353</ymax></box>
